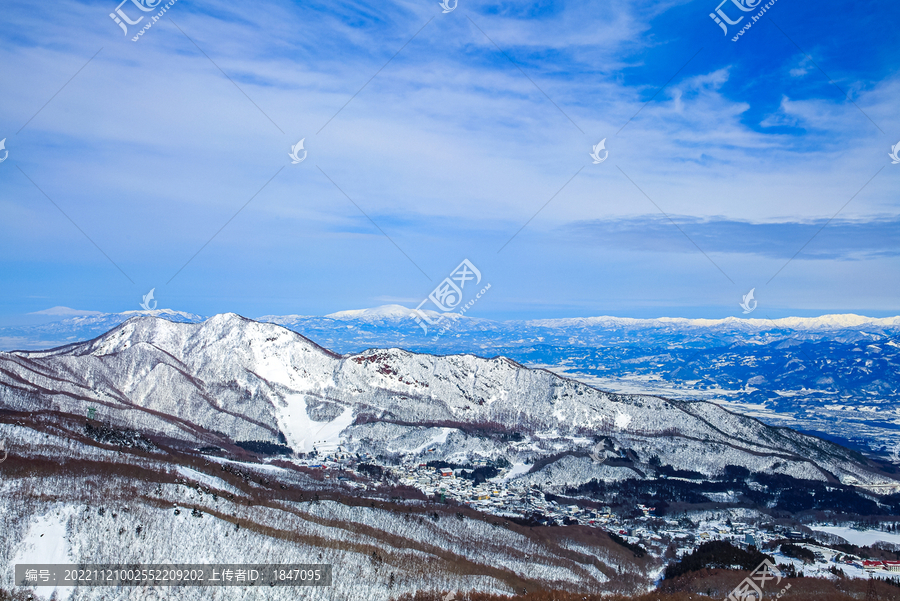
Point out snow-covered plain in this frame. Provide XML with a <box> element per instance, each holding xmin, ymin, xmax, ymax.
<box><xmin>807</xmin><ymin>526</ymin><xmax>900</xmax><ymax>547</ymax></box>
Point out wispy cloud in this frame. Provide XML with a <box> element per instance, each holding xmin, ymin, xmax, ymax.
<box><xmin>568</xmin><ymin>215</ymin><xmax>900</xmax><ymax>260</ymax></box>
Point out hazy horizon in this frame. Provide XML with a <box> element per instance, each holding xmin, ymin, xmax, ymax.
<box><xmin>4</xmin><ymin>302</ymin><xmax>900</xmax><ymax>328</ymax></box>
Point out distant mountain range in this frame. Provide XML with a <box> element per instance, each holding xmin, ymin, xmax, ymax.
<box><xmin>2</xmin><ymin>306</ymin><xmax>898</xmax><ymax>455</ymax></box>
<box><xmin>4</xmin><ymin>305</ymin><xmax>900</xmax><ymax>353</ymax></box>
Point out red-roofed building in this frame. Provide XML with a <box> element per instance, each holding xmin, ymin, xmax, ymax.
<box><xmin>862</xmin><ymin>560</ymin><xmax>885</xmax><ymax>571</ymax></box>
<box><xmin>884</xmin><ymin>561</ymin><xmax>900</xmax><ymax>572</ymax></box>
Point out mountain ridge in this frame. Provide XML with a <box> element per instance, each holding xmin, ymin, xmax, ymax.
<box><xmin>2</xmin><ymin>314</ymin><xmax>896</xmax><ymax>492</ymax></box>
<box><xmin>4</xmin><ymin>309</ymin><xmax>898</xmax><ymax>462</ymax></box>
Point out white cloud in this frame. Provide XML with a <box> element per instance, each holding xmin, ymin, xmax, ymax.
<box><xmin>1</xmin><ymin>0</ymin><xmax>897</xmax><ymax>317</ymax></box>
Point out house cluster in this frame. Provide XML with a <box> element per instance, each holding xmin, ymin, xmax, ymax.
<box><xmin>862</xmin><ymin>560</ymin><xmax>900</xmax><ymax>572</ymax></box>
<box><xmin>381</xmin><ymin>462</ymin><xmax>633</xmax><ymax>528</ymax></box>
<box><xmin>293</xmin><ymin>446</ymin><xmax>372</xmax><ymax>489</ymax></box>
<box><xmin>296</xmin><ymin>460</ymin><xmax>776</xmax><ymax>552</ymax></box>
<box><xmin>393</xmin><ymin>463</ymin><xmax>533</xmax><ymax>508</ymax></box>
<box><xmin>379</xmin><ymin>464</ymin><xmax>786</xmax><ymax>557</ymax></box>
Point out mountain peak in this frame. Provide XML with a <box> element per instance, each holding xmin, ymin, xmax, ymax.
<box><xmin>326</xmin><ymin>304</ymin><xmax>447</xmax><ymax>320</ymax></box>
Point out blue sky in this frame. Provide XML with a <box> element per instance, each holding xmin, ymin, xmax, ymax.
<box><xmin>0</xmin><ymin>0</ymin><xmax>898</xmax><ymax>323</ymax></box>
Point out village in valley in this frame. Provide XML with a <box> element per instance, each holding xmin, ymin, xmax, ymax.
<box><xmin>287</xmin><ymin>445</ymin><xmax>900</xmax><ymax>581</ymax></box>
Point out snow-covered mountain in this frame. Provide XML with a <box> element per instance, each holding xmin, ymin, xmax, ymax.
<box><xmin>4</xmin><ymin>306</ymin><xmax>899</xmax><ymax>458</ymax></box>
<box><xmin>1</xmin><ymin>314</ymin><xmax>895</xmax><ymax>489</ymax></box>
